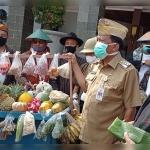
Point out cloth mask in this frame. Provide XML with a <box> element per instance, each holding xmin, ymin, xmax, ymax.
<box><xmin>86</xmin><ymin>56</ymin><xmax>97</xmax><ymax>64</ymax></box>
<box><xmin>65</xmin><ymin>46</ymin><xmax>76</xmax><ymax>54</ymax></box>
<box><xmin>94</xmin><ymin>42</ymin><xmax>118</xmax><ymax>59</ymax></box>
<box><xmin>0</xmin><ymin>37</ymin><xmax>7</xmax><ymax>46</ymax></box>
<box><xmin>143</xmin><ymin>45</ymin><xmax>150</xmax><ymax>54</ymax></box>
<box><xmin>32</xmin><ymin>45</ymin><xmax>46</xmax><ymax>52</ymax></box>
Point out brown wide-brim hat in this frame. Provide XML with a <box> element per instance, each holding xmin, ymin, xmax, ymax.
<box><xmin>60</xmin><ymin>32</ymin><xmax>83</xmax><ymax>47</ymax></box>
<box><xmin>137</xmin><ymin>32</ymin><xmax>150</xmax><ymax>42</ymax></box>
<box><xmin>98</xmin><ymin>18</ymin><xmax>128</xmax><ymax>40</ymax></box>
<box><xmin>0</xmin><ymin>24</ymin><xmax>8</xmax><ymax>33</ymax></box>
<box><xmin>80</xmin><ymin>37</ymin><xmax>97</xmax><ymax>53</ymax></box>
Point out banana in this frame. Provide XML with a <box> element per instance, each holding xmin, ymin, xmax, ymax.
<box><xmin>74</xmin><ymin>114</ymin><xmax>82</xmax><ymax>121</ymax></box>
<box><xmin>76</xmin><ymin>119</ymin><xmax>82</xmax><ymax>128</ymax></box>
<box><xmin>78</xmin><ymin>115</ymin><xmax>82</xmax><ymax>121</ymax></box>
<box><xmin>69</xmin><ymin>125</ymin><xmax>79</xmax><ymax>139</ymax></box>
<box><xmin>60</xmin><ymin>133</ymin><xmax>67</xmax><ymax>144</ymax></box>
<box><xmin>66</xmin><ymin>126</ymin><xmax>75</xmax><ymax>143</ymax></box>
<box><xmin>63</xmin><ymin>127</ymin><xmax>70</xmax><ymax>144</ymax></box>
<box><xmin>71</xmin><ymin>123</ymin><xmax>80</xmax><ymax>133</ymax></box>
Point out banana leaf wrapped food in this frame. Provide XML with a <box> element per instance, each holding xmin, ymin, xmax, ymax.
<box><xmin>108</xmin><ymin>117</ymin><xmax>150</xmax><ymax>144</ymax></box>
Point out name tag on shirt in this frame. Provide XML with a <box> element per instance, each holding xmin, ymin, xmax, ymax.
<box><xmin>96</xmin><ymin>87</ymin><xmax>105</xmax><ymax>101</ymax></box>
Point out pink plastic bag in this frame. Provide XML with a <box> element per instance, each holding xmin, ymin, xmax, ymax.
<box><xmin>0</xmin><ymin>52</ymin><xmax>11</xmax><ymax>75</ymax></box>
<box><xmin>34</xmin><ymin>52</ymin><xmax>49</xmax><ymax>80</ymax></box>
<box><xmin>22</xmin><ymin>50</ymin><xmax>37</xmax><ymax>76</ymax></box>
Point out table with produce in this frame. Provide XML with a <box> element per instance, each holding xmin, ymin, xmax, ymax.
<box><xmin>0</xmin><ymin>52</ymin><xmax>82</xmax><ymax>144</ymax></box>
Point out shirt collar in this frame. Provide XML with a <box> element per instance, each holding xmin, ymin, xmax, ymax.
<box><xmin>98</xmin><ymin>52</ymin><xmax>122</xmax><ymax>69</ymax></box>
<box><xmin>108</xmin><ymin>52</ymin><xmax>122</xmax><ymax>69</ymax></box>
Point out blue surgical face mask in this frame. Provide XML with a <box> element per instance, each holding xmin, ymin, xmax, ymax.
<box><xmin>143</xmin><ymin>45</ymin><xmax>150</xmax><ymax>54</ymax></box>
<box><xmin>32</xmin><ymin>45</ymin><xmax>46</xmax><ymax>52</ymax></box>
<box><xmin>94</xmin><ymin>42</ymin><xmax>118</xmax><ymax>59</ymax></box>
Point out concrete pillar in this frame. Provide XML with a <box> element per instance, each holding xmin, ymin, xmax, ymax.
<box><xmin>7</xmin><ymin>6</ymin><xmax>34</xmax><ymax>52</ymax></box>
<box><xmin>76</xmin><ymin>6</ymin><xmax>105</xmax><ymax>56</ymax></box>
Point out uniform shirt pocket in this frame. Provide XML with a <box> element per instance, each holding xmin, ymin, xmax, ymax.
<box><xmin>86</xmin><ymin>74</ymin><xmax>97</xmax><ymax>92</ymax></box>
<box><xmin>103</xmin><ymin>81</ymin><xmax>122</xmax><ymax>103</ymax></box>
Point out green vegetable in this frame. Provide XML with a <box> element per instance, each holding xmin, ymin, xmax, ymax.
<box><xmin>15</xmin><ymin>114</ymin><xmax>25</xmax><ymax>142</ymax></box>
<box><xmin>42</xmin><ymin>116</ymin><xmax>57</xmax><ymax>134</ymax></box>
<box><xmin>108</xmin><ymin>117</ymin><xmax>150</xmax><ymax>144</ymax></box>
<box><xmin>34</xmin><ymin>120</ymin><xmax>47</xmax><ymax>140</ymax></box>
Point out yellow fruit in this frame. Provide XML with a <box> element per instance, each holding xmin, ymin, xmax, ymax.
<box><xmin>51</xmin><ymin>102</ymin><xmax>66</xmax><ymax>114</ymax></box>
<box><xmin>39</xmin><ymin>101</ymin><xmax>53</xmax><ymax>112</ymax></box>
<box><xmin>18</xmin><ymin>92</ymin><xmax>33</xmax><ymax>104</ymax></box>
<box><xmin>70</xmin><ymin>123</ymin><xmax>80</xmax><ymax>133</ymax></box>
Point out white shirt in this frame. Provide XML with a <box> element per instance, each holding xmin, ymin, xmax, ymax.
<box><xmin>81</xmin><ymin>92</ymin><xmax>86</xmax><ymax>101</ymax></box>
<box><xmin>146</xmin><ymin>78</ymin><xmax>150</xmax><ymax>95</ymax></box>
<box><xmin>139</xmin><ymin>53</ymin><xmax>150</xmax><ymax>82</ymax></box>
<box><xmin>0</xmin><ymin>51</ymin><xmax>6</xmax><ymax>84</ymax></box>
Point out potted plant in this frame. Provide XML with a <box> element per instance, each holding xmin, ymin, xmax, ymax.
<box><xmin>32</xmin><ymin>6</ymin><xmax>67</xmax><ymax>54</ymax></box>
<box><xmin>32</xmin><ymin>6</ymin><xmax>66</xmax><ymax>31</ymax></box>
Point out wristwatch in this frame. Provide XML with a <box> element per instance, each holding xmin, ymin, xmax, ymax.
<box><xmin>142</xmin><ymin>60</ymin><xmax>146</xmax><ymax>65</ymax></box>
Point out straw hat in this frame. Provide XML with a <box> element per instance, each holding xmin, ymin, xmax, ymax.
<box><xmin>137</xmin><ymin>32</ymin><xmax>150</xmax><ymax>42</ymax></box>
<box><xmin>26</xmin><ymin>29</ymin><xmax>53</xmax><ymax>43</ymax></box>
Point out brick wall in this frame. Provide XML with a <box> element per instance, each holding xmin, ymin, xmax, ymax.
<box><xmin>7</xmin><ymin>6</ymin><xmax>34</xmax><ymax>53</ymax></box>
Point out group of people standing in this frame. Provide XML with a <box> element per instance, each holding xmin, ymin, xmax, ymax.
<box><xmin>0</xmin><ymin>16</ymin><xmax>150</xmax><ymax>144</ymax></box>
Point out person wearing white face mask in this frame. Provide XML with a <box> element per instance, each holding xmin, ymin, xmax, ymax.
<box><xmin>77</xmin><ymin>37</ymin><xmax>98</xmax><ymax>112</ymax></box>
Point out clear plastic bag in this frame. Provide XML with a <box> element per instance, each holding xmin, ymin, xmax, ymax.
<box><xmin>34</xmin><ymin>52</ymin><xmax>49</xmax><ymax>80</ymax></box>
<box><xmin>8</xmin><ymin>51</ymin><xmax>22</xmax><ymax>76</ymax></box>
<box><xmin>22</xmin><ymin>49</ymin><xmax>37</xmax><ymax>76</ymax></box>
<box><xmin>15</xmin><ymin>114</ymin><xmax>25</xmax><ymax>142</ymax></box>
<box><xmin>22</xmin><ymin>111</ymin><xmax>36</xmax><ymax>136</ymax></box>
<box><xmin>33</xmin><ymin>111</ymin><xmax>49</xmax><ymax>142</ymax></box>
<box><xmin>58</xmin><ymin>63</ymin><xmax>70</xmax><ymax>79</ymax></box>
<box><xmin>73</xmin><ymin>99</ymin><xmax>80</xmax><ymax>113</ymax></box>
<box><xmin>49</xmin><ymin>90</ymin><xmax>69</xmax><ymax>103</ymax></box>
<box><xmin>52</xmin><ymin>113</ymin><xmax>64</xmax><ymax>139</ymax></box>
<box><xmin>0</xmin><ymin>114</ymin><xmax>16</xmax><ymax>140</ymax></box>
<box><xmin>140</xmin><ymin>90</ymin><xmax>148</xmax><ymax>103</ymax></box>
<box><xmin>65</xmin><ymin>112</ymin><xmax>79</xmax><ymax>125</ymax></box>
<box><xmin>0</xmin><ymin>52</ymin><xmax>11</xmax><ymax>75</ymax></box>
<box><xmin>2</xmin><ymin>114</ymin><xmax>16</xmax><ymax>132</ymax></box>
<box><xmin>48</xmin><ymin>53</ymin><xmax>59</xmax><ymax>79</ymax></box>
<box><xmin>41</xmin><ymin>113</ymin><xmax>60</xmax><ymax>134</ymax></box>
<box><xmin>49</xmin><ymin>53</ymin><xmax>59</xmax><ymax>70</ymax></box>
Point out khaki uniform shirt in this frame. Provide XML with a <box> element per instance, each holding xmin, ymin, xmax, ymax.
<box><xmin>79</xmin><ymin>53</ymin><xmax>142</xmax><ymax>144</ymax></box>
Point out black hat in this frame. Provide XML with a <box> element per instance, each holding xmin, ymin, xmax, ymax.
<box><xmin>60</xmin><ymin>32</ymin><xmax>83</xmax><ymax>47</ymax></box>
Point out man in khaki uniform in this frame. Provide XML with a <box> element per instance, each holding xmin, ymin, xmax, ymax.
<box><xmin>49</xmin><ymin>18</ymin><xmax>142</xmax><ymax>143</ymax></box>
<box><xmin>70</xmin><ymin>18</ymin><xmax>141</xmax><ymax>144</ymax></box>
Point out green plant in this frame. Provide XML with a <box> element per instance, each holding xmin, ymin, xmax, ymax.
<box><xmin>32</xmin><ymin>6</ymin><xmax>66</xmax><ymax>30</ymax></box>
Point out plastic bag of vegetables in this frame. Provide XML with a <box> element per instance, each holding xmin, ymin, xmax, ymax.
<box><xmin>52</xmin><ymin>113</ymin><xmax>64</xmax><ymax>139</ymax></box>
<box><xmin>33</xmin><ymin>112</ymin><xmax>49</xmax><ymax>142</ymax></box>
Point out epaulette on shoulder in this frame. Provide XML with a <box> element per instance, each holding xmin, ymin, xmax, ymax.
<box><xmin>119</xmin><ymin>60</ymin><xmax>131</xmax><ymax>69</ymax></box>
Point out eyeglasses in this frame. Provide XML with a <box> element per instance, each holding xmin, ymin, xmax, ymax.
<box><xmin>32</xmin><ymin>39</ymin><xmax>46</xmax><ymax>44</ymax></box>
